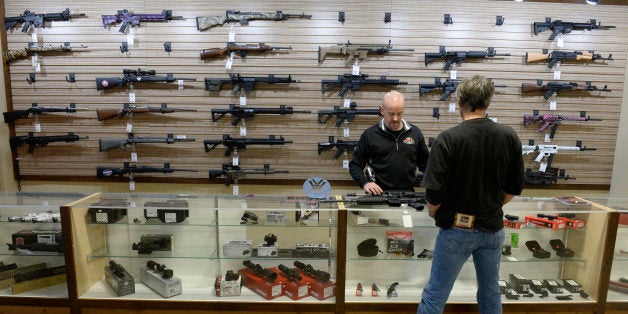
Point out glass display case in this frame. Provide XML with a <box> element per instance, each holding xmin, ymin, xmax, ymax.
<box><xmin>65</xmin><ymin>193</ymin><xmax>338</xmax><ymax>307</ymax></box>
<box><xmin>0</xmin><ymin>192</ymin><xmax>84</xmax><ymax>305</ymax></box>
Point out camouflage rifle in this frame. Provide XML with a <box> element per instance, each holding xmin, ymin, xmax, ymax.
<box><xmin>3</xmin><ymin>42</ymin><xmax>87</xmax><ymax>64</ymax></box>
<box><xmin>196</xmin><ymin>10</ymin><xmax>311</xmax><ymax>31</ymax></box>
<box><xmin>318</xmin><ymin>40</ymin><xmax>414</xmax><ymax>67</ymax></box>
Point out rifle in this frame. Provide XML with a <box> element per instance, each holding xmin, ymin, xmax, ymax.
<box><xmin>96</xmin><ymin>68</ymin><xmax>196</xmax><ymax>91</ymax></box>
<box><xmin>522</xmin><ymin>140</ymin><xmax>596</xmax><ymax>163</ymax></box>
<box><xmin>525</xmin><ymin>49</ymin><xmax>613</xmax><ymax>69</ymax></box>
<box><xmin>96</xmin><ymin>103</ymin><xmax>197</xmax><ymax>121</ymax></box>
<box><xmin>321</xmin><ymin>73</ymin><xmax>408</xmax><ymax>97</ymax></box>
<box><xmin>4</xmin><ymin>103</ymin><xmax>88</xmax><ymax>123</ymax></box>
<box><xmin>525</xmin><ymin>165</ymin><xmax>575</xmax><ymax>186</ymax></box>
<box><xmin>322</xmin><ymin>190</ymin><xmax>427</xmax><ymax>211</ymax></box>
<box><xmin>98</xmin><ymin>133</ymin><xmax>196</xmax><ymax>152</ymax></box>
<box><xmin>318</xmin><ymin>136</ymin><xmax>358</xmax><ymax>159</ymax></box>
<box><xmin>317</xmin><ymin>102</ymin><xmax>381</xmax><ymax>127</ymax></box>
<box><xmin>208</xmin><ymin>162</ymin><xmax>289</xmax><ymax>185</ymax></box>
<box><xmin>424</xmin><ymin>46</ymin><xmax>510</xmax><ymax>70</ymax></box>
<box><xmin>196</xmin><ymin>10</ymin><xmax>312</xmax><ymax>31</ymax></box>
<box><xmin>277</xmin><ymin>264</ymin><xmax>302</xmax><ymax>282</ymax></box>
<box><xmin>4</xmin><ymin>8</ymin><xmax>85</xmax><ymax>33</ymax></box>
<box><xmin>533</xmin><ymin>17</ymin><xmax>616</xmax><ymax>41</ymax></box>
<box><xmin>521</xmin><ymin>80</ymin><xmax>611</xmax><ymax>99</ymax></box>
<box><xmin>293</xmin><ymin>261</ymin><xmax>330</xmax><ymax>283</ymax></box>
<box><xmin>242</xmin><ymin>260</ymin><xmax>277</xmax><ymax>282</ymax></box>
<box><xmin>419</xmin><ymin>77</ymin><xmax>506</xmax><ymax>101</ymax></box>
<box><xmin>97</xmin><ymin>162</ymin><xmax>197</xmax><ymax>178</ymax></box>
<box><xmin>2</xmin><ymin>42</ymin><xmax>88</xmax><ymax>64</ymax></box>
<box><xmin>10</xmin><ymin>132</ymin><xmax>88</xmax><ymax>153</ymax></box>
<box><xmin>211</xmin><ymin>104</ymin><xmax>310</xmax><ymax>126</ymax></box>
<box><xmin>318</xmin><ymin>40</ymin><xmax>414</xmax><ymax>67</ymax></box>
<box><xmin>102</xmin><ymin>9</ymin><xmax>183</xmax><ymax>33</ymax></box>
<box><xmin>200</xmin><ymin>42</ymin><xmax>292</xmax><ymax>60</ymax></box>
<box><xmin>203</xmin><ymin>134</ymin><xmax>292</xmax><ymax>156</ymax></box>
<box><xmin>523</xmin><ymin>111</ymin><xmax>601</xmax><ymax>139</ymax></box>
<box><xmin>204</xmin><ymin>73</ymin><xmax>299</xmax><ymax>95</ymax></box>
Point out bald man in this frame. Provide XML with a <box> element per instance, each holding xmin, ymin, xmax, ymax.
<box><xmin>349</xmin><ymin>91</ymin><xmax>430</xmax><ymax>195</ymax></box>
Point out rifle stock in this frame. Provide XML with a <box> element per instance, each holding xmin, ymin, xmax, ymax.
<box><xmin>521</xmin><ymin>83</ymin><xmax>545</xmax><ymax>94</ymax></box>
<box><xmin>96</xmin><ymin>78</ymin><xmax>126</xmax><ymax>91</ymax></box>
<box><xmin>200</xmin><ymin>48</ymin><xmax>229</xmax><ymax>60</ymax></box>
<box><xmin>525</xmin><ymin>52</ymin><xmax>550</xmax><ymax>63</ymax></box>
<box><xmin>96</xmin><ymin>109</ymin><xmax>125</xmax><ymax>121</ymax></box>
<box><xmin>98</xmin><ymin>139</ymin><xmax>127</xmax><ymax>152</ymax></box>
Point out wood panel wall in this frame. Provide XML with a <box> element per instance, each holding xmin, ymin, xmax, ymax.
<box><xmin>2</xmin><ymin>0</ymin><xmax>627</xmax><ymax>187</ymax></box>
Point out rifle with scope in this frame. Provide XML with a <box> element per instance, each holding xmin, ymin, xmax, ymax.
<box><xmin>5</xmin><ymin>8</ymin><xmax>85</xmax><ymax>33</ymax></box>
<box><xmin>204</xmin><ymin>73</ymin><xmax>299</xmax><ymax>95</ymax></box>
<box><xmin>10</xmin><ymin>132</ymin><xmax>88</xmax><ymax>153</ymax></box>
<box><xmin>196</xmin><ymin>10</ymin><xmax>311</xmax><ymax>31</ymax></box>
<box><xmin>96</xmin><ymin>68</ymin><xmax>196</xmax><ymax>91</ymax></box>
<box><xmin>521</xmin><ymin>80</ymin><xmax>611</xmax><ymax>99</ymax></box>
<box><xmin>97</xmin><ymin>162</ymin><xmax>197</xmax><ymax>178</ymax></box>
<box><xmin>525</xmin><ymin>49</ymin><xmax>613</xmax><ymax>69</ymax></box>
<box><xmin>533</xmin><ymin>17</ymin><xmax>615</xmax><ymax>40</ymax></box>
<box><xmin>209</xmin><ymin>162</ymin><xmax>289</xmax><ymax>186</ymax></box>
<box><xmin>200</xmin><ymin>42</ymin><xmax>291</xmax><ymax>60</ymax></box>
<box><xmin>318</xmin><ymin>102</ymin><xmax>381</xmax><ymax>127</ymax></box>
<box><xmin>102</xmin><ymin>9</ymin><xmax>183</xmax><ymax>33</ymax></box>
<box><xmin>211</xmin><ymin>104</ymin><xmax>310</xmax><ymax>126</ymax></box>
<box><xmin>203</xmin><ymin>134</ymin><xmax>292</xmax><ymax>156</ymax></box>
<box><xmin>318</xmin><ymin>40</ymin><xmax>414</xmax><ymax>67</ymax></box>
<box><xmin>97</xmin><ymin>103</ymin><xmax>197</xmax><ymax>121</ymax></box>
<box><xmin>278</xmin><ymin>264</ymin><xmax>302</xmax><ymax>282</ymax></box>
<box><xmin>293</xmin><ymin>260</ymin><xmax>330</xmax><ymax>283</ymax></box>
<box><xmin>322</xmin><ymin>190</ymin><xmax>427</xmax><ymax>211</ymax></box>
<box><xmin>98</xmin><ymin>133</ymin><xmax>195</xmax><ymax>152</ymax></box>
<box><xmin>4</xmin><ymin>103</ymin><xmax>88</xmax><ymax>123</ymax></box>
<box><xmin>318</xmin><ymin>136</ymin><xmax>358</xmax><ymax>159</ymax></box>
<box><xmin>424</xmin><ymin>46</ymin><xmax>510</xmax><ymax>70</ymax></box>
<box><xmin>321</xmin><ymin>73</ymin><xmax>407</xmax><ymax>97</ymax></box>
<box><xmin>3</xmin><ymin>42</ymin><xmax>88</xmax><ymax>64</ymax></box>
<box><xmin>242</xmin><ymin>260</ymin><xmax>277</xmax><ymax>282</ymax></box>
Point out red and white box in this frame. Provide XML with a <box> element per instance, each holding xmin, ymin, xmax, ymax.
<box><xmin>556</xmin><ymin>216</ymin><xmax>586</xmax><ymax>229</ymax></box>
<box><xmin>238</xmin><ymin>267</ymin><xmax>283</xmax><ymax>300</ymax></box>
<box><xmin>524</xmin><ymin>215</ymin><xmax>566</xmax><ymax>230</ymax></box>
<box><xmin>270</xmin><ymin>266</ymin><xmax>309</xmax><ymax>300</ymax></box>
<box><xmin>297</xmin><ymin>273</ymin><xmax>335</xmax><ymax>300</ymax></box>
<box><xmin>503</xmin><ymin>219</ymin><xmax>529</xmax><ymax>229</ymax></box>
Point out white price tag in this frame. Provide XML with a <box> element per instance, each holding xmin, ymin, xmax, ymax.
<box><xmin>450</xmin><ymin>70</ymin><xmax>457</xmax><ymax>80</ymax></box>
<box><xmin>35</xmin><ymin>63</ymin><xmax>41</xmax><ymax>72</ymax></box>
<box><xmin>557</xmin><ymin>37</ymin><xmax>564</xmax><ymax>47</ymax></box>
<box><xmin>31</xmin><ymin>32</ymin><xmax>38</xmax><ymax>43</ymax></box>
<box><xmin>343</xmin><ymin>127</ymin><xmax>350</xmax><ymax>137</ymax></box>
<box><xmin>226</xmin><ymin>57</ymin><xmax>233</xmax><ymax>69</ymax></box>
<box><xmin>232</xmin><ymin>185</ymin><xmax>239</xmax><ymax>195</ymax></box>
<box><xmin>35</xmin><ymin>122</ymin><xmax>41</xmax><ymax>132</ymax></box>
<box><xmin>131</xmin><ymin>152</ymin><xmax>138</xmax><ymax>162</ymax></box>
<box><xmin>553</xmin><ymin>70</ymin><xmax>561</xmax><ymax>80</ymax></box>
<box><xmin>544</xmin><ymin>134</ymin><xmax>551</xmax><ymax>143</ymax></box>
<box><xmin>239</xmin><ymin>96</ymin><xmax>247</xmax><ymax>106</ymax></box>
<box><xmin>42</xmin><ymin>201</ymin><xmax>49</xmax><ymax>206</ymax></box>
<box><xmin>129</xmin><ymin>92</ymin><xmax>136</xmax><ymax>103</ymax></box>
<box><xmin>342</xmin><ymin>159</ymin><xmax>349</xmax><ymax>169</ymax></box>
<box><xmin>229</xmin><ymin>26</ymin><xmax>236</xmax><ymax>42</ymax></box>
<box><xmin>127</xmin><ymin>30</ymin><xmax>134</xmax><ymax>44</ymax></box>
<box><xmin>343</xmin><ymin>98</ymin><xmax>351</xmax><ymax>108</ymax></box>
<box><xmin>176</xmin><ymin>134</ymin><xmax>186</xmax><ymax>140</ymax></box>
<box><xmin>352</xmin><ymin>64</ymin><xmax>360</xmax><ymax>75</ymax></box>
<box><xmin>232</xmin><ymin>155</ymin><xmax>239</xmax><ymax>166</ymax></box>
<box><xmin>130</xmin><ymin>201</ymin><xmax>136</xmax><ymax>207</ymax></box>
<box><xmin>31</xmin><ymin>55</ymin><xmax>38</xmax><ymax>67</ymax></box>
<box><xmin>240</xmin><ymin>125</ymin><xmax>247</xmax><ymax>136</ymax></box>
<box><xmin>539</xmin><ymin>162</ymin><xmax>548</xmax><ymax>172</ymax></box>
<box><xmin>448</xmin><ymin>102</ymin><xmax>456</xmax><ymax>112</ymax></box>
<box><xmin>125</xmin><ymin>123</ymin><xmax>133</xmax><ymax>133</ymax></box>
<box><xmin>241</xmin><ymin>201</ymin><xmax>247</xmax><ymax>210</ymax></box>
<box><xmin>178</xmin><ymin>79</ymin><xmax>184</xmax><ymax>90</ymax></box>
<box><xmin>549</xmin><ymin>100</ymin><xmax>557</xmax><ymax>111</ymax></box>
<box><xmin>129</xmin><ymin>181</ymin><xmax>135</xmax><ymax>191</ymax></box>
<box><xmin>402</xmin><ymin>214</ymin><xmax>413</xmax><ymax>228</ymax></box>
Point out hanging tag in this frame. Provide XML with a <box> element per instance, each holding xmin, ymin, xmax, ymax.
<box><xmin>343</xmin><ymin>126</ymin><xmax>350</xmax><ymax>137</ymax></box>
<box><xmin>125</xmin><ymin>123</ymin><xmax>133</xmax><ymax>133</ymax></box>
<box><xmin>240</xmin><ymin>124</ymin><xmax>247</xmax><ymax>136</ymax></box>
<box><xmin>178</xmin><ymin>79</ymin><xmax>184</xmax><ymax>90</ymax></box>
<box><xmin>549</xmin><ymin>99</ymin><xmax>557</xmax><ymax>111</ymax></box>
<box><xmin>131</xmin><ymin>152</ymin><xmax>138</xmax><ymax>162</ymax></box>
<box><xmin>31</xmin><ymin>32</ymin><xmax>38</xmax><ymax>43</ymax></box>
<box><xmin>544</xmin><ymin>133</ymin><xmax>551</xmax><ymax>143</ymax></box>
<box><xmin>241</xmin><ymin>201</ymin><xmax>247</xmax><ymax>210</ymax></box>
<box><xmin>448</xmin><ymin>102</ymin><xmax>456</xmax><ymax>112</ymax></box>
<box><xmin>239</xmin><ymin>96</ymin><xmax>247</xmax><ymax>106</ymax></box>
<box><xmin>229</xmin><ymin>25</ymin><xmax>236</xmax><ymax>42</ymax></box>
<box><xmin>402</xmin><ymin>204</ymin><xmax>413</xmax><ymax>227</ymax></box>
<box><xmin>557</xmin><ymin>36</ymin><xmax>564</xmax><ymax>48</ymax></box>
<box><xmin>233</xmin><ymin>154</ymin><xmax>239</xmax><ymax>166</ymax></box>
<box><xmin>343</xmin><ymin>98</ymin><xmax>351</xmax><ymax>108</ymax></box>
<box><xmin>226</xmin><ymin>56</ymin><xmax>234</xmax><ymax>69</ymax></box>
<box><xmin>129</xmin><ymin>180</ymin><xmax>135</xmax><ymax>191</ymax></box>
<box><xmin>31</xmin><ymin>55</ymin><xmax>38</xmax><ymax>67</ymax></box>
<box><xmin>127</xmin><ymin>28</ymin><xmax>134</xmax><ymax>44</ymax></box>
<box><xmin>450</xmin><ymin>64</ymin><xmax>457</xmax><ymax>79</ymax></box>
<box><xmin>129</xmin><ymin>92</ymin><xmax>136</xmax><ymax>103</ymax></box>
<box><xmin>34</xmin><ymin>122</ymin><xmax>41</xmax><ymax>132</ymax></box>
<box><xmin>553</xmin><ymin>70</ymin><xmax>561</xmax><ymax>80</ymax></box>
<box><xmin>35</xmin><ymin>62</ymin><xmax>41</xmax><ymax>73</ymax></box>
<box><xmin>232</xmin><ymin>185</ymin><xmax>239</xmax><ymax>195</ymax></box>
<box><xmin>352</xmin><ymin>63</ymin><xmax>360</xmax><ymax>75</ymax></box>
<box><xmin>342</xmin><ymin>159</ymin><xmax>349</xmax><ymax>169</ymax></box>
<box><xmin>176</xmin><ymin>134</ymin><xmax>187</xmax><ymax>140</ymax></box>
<box><xmin>539</xmin><ymin>162</ymin><xmax>548</xmax><ymax>172</ymax></box>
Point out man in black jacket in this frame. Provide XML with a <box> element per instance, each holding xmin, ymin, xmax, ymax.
<box><xmin>349</xmin><ymin>90</ymin><xmax>430</xmax><ymax>195</ymax></box>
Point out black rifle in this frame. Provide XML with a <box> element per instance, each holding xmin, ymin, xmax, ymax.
<box><xmin>324</xmin><ymin>190</ymin><xmax>427</xmax><ymax>211</ymax></box>
<box><xmin>525</xmin><ymin>49</ymin><xmax>613</xmax><ymax>69</ymax></box>
<box><xmin>524</xmin><ymin>154</ymin><xmax>575</xmax><ymax>186</ymax></box>
<box><xmin>203</xmin><ymin>134</ymin><xmax>292</xmax><ymax>156</ymax></box>
<box><xmin>204</xmin><ymin>73</ymin><xmax>299</xmax><ymax>95</ymax></box>
<box><xmin>97</xmin><ymin>103</ymin><xmax>197</xmax><ymax>121</ymax></box>
<box><xmin>293</xmin><ymin>260</ymin><xmax>330</xmax><ymax>283</ymax></box>
<box><xmin>211</xmin><ymin>104</ymin><xmax>310</xmax><ymax>126</ymax></box>
<box><xmin>102</xmin><ymin>9</ymin><xmax>183</xmax><ymax>33</ymax></box>
<box><xmin>209</xmin><ymin>162</ymin><xmax>289</xmax><ymax>186</ymax></box>
<box><xmin>424</xmin><ymin>46</ymin><xmax>510</xmax><ymax>70</ymax></box>
<box><xmin>419</xmin><ymin>77</ymin><xmax>506</xmax><ymax>101</ymax></box>
<box><xmin>321</xmin><ymin>73</ymin><xmax>408</xmax><ymax>97</ymax></box>
<box><xmin>4</xmin><ymin>8</ymin><xmax>85</xmax><ymax>33</ymax></box>
<box><xmin>99</xmin><ymin>133</ymin><xmax>196</xmax><ymax>152</ymax></box>
<box><xmin>318</xmin><ymin>136</ymin><xmax>358</xmax><ymax>159</ymax></box>
<box><xmin>318</xmin><ymin>102</ymin><xmax>381</xmax><ymax>127</ymax></box>
<box><xmin>278</xmin><ymin>264</ymin><xmax>302</xmax><ymax>282</ymax></box>
<box><xmin>196</xmin><ymin>10</ymin><xmax>312</xmax><ymax>31</ymax></box>
<box><xmin>4</xmin><ymin>103</ymin><xmax>88</xmax><ymax>123</ymax></box>
<box><xmin>10</xmin><ymin>132</ymin><xmax>88</xmax><ymax>153</ymax></box>
<box><xmin>242</xmin><ymin>260</ymin><xmax>277</xmax><ymax>282</ymax></box>
<box><xmin>533</xmin><ymin>17</ymin><xmax>616</xmax><ymax>40</ymax></box>
<box><xmin>96</xmin><ymin>68</ymin><xmax>196</xmax><ymax>91</ymax></box>
<box><xmin>521</xmin><ymin>80</ymin><xmax>611</xmax><ymax>99</ymax></box>
<box><xmin>97</xmin><ymin>162</ymin><xmax>197</xmax><ymax>178</ymax></box>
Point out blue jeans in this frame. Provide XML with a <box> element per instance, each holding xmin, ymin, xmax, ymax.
<box><xmin>418</xmin><ymin>228</ymin><xmax>505</xmax><ymax>314</ymax></box>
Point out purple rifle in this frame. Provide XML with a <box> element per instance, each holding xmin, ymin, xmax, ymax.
<box><xmin>102</xmin><ymin>9</ymin><xmax>183</xmax><ymax>33</ymax></box>
<box><xmin>523</xmin><ymin>111</ymin><xmax>601</xmax><ymax>139</ymax></box>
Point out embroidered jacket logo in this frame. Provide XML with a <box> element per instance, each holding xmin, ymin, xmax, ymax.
<box><xmin>403</xmin><ymin>137</ymin><xmax>415</xmax><ymax>144</ymax></box>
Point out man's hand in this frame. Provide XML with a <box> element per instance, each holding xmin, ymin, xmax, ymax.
<box><xmin>363</xmin><ymin>182</ymin><xmax>384</xmax><ymax>195</ymax></box>
<box><xmin>427</xmin><ymin>202</ymin><xmax>440</xmax><ymax>219</ymax></box>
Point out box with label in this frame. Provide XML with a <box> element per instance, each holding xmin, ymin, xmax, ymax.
<box><xmin>257</xmin><ymin>243</ymin><xmax>279</xmax><ymax>257</ymax></box>
<box><xmin>386</xmin><ymin>231</ymin><xmax>414</xmax><ymax>257</ymax></box>
<box><xmin>238</xmin><ymin>267</ymin><xmax>283</xmax><ymax>300</ymax></box>
<box><xmin>140</xmin><ymin>267</ymin><xmax>182</xmax><ymax>298</ymax></box>
<box><xmin>88</xmin><ymin>199</ymin><xmax>128</xmax><ymax>224</ymax></box>
<box><xmin>214</xmin><ymin>272</ymin><xmax>242</xmax><ymax>297</ymax></box>
<box><xmin>525</xmin><ymin>216</ymin><xmax>566</xmax><ymax>230</ymax></box>
<box><xmin>270</xmin><ymin>266</ymin><xmax>309</xmax><ymax>300</ymax></box>
<box><xmin>144</xmin><ymin>200</ymin><xmax>189</xmax><ymax>224</ymax></box>
<box><xmin>508</xmin><ymin>273</ymin><xmax>531</xmax><ymax>293</ymax></box>
<box><xmin>223</xmin><ymin>240</ymin><xmax>252</xmax><ymax>258</ymax></box>
<box><xmin>105</xmin><ymin>262</ymin><xmax>135</xmax><ymax>297</ymax></box>
<box><xmin>298</xmin><ymin>273</ymin><xmax>335</xmax><ymax>300</ymax></box>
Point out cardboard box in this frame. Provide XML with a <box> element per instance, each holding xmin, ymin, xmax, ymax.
<box><xmin>270</xmin><ymin>266</ymin><xmax>309</xmax><ymax>300</ymax></box>
<box><xmin>524</xmin><ymin>216</ymin><xmax>566</xmax><ymax>230</ymax></box>
<box><xmin>297</xmin><ymin>271</ymin><xmax>335</xmax><ymax>300</ymax></box>
<box><xmin>238</xmin><ymin>267</ymin><xmax>283</xmax><ymax>300</ymax></box>
<box><xmin>214</xmin><ymin>274</ymin><xmax>242</xmax><ymax>297</ymax></box>
<box><xmin>223</xmin><ymin>240</ymin><xmax>252</xmax><ymax>258</ymax></box>
<box><xmin>386</xmin><ymin>231</ymin><xmax>414</xmax><ymax>257</ymax></box>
